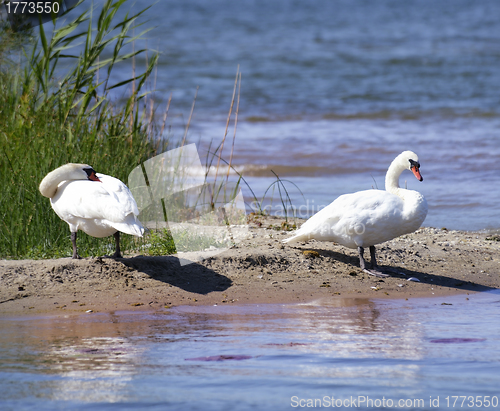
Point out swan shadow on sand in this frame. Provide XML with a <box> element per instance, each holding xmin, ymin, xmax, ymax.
<box><xmin>307</xmin><ymin>248</ymin><xmax>498</xmax><ymax>294</ymax></box>
<box><xmin>120</xmin><ymin>255</ymin><xmax>232</xmax><ymax>295</ymax></box>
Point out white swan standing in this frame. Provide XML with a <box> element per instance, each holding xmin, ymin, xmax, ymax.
<box><xmin>283</xmin><ymin>151</ymin><xmax>428</xmax><ymax>277</ymax></box>
<box><xmin>39</xmin><ymin>163</ymin><xmax>144</xmax><ymax>259</ymax></box>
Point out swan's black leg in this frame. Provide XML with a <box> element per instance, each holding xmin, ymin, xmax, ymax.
<box><xmin>370</xmin><ymin>245</ymin><xmax>377</xmax><ymax>269</ymax></box>
<box><xmin>71</xmin><ymin>232</ymin><xmax>81</xmax><ymax>259</ymax></box>
<box><xmin>359</xmin><ymin>245</ymin><xmax>388</xmax><ymax>278</ymax></box>
<box><xmin>358</xmin><ymin>246</ymin><xmax>367</xmax><ymax>270</ymax></box>
<box><xmin>110</xmin><ymin>231</ymin><xmax>123</xmax><ymax>259</ymax></box>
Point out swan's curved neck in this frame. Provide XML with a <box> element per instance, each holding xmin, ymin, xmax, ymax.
<box><xmin>39</xmin><ymin>169</ymin><xmax>64</xmax><ymax>198</ymax></box>
<box><xmin>39</xmin><ymin>164</ymin><xmax>89</xmax><ymax>199</ymax></box>
<box><xmin>384</xmin><ymin>158</ymin><xmax>407</xmax><ymax>195</ymax></box>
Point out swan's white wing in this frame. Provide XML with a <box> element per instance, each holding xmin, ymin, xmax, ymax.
<box><xmin>52</xmin><ymin>180</ymin><xmax>130</xmax><ymax>221</ymax></box>
<box><xmin>51</xmin><ymin>175</ymin><xmax>143</xmax><ymax>237</ymax></box>
<box><xmin>284</xmin><ymin>190</ymin><xmax>404</xmax><ymax>247</ymax></box>
<box><xmin>96</xmin><ymin>174</ymin><xmax>140</xmax><ymax>218</ymax></box>
<box><xmin>283</xmin><ymin>192</ymin><xmax>355</xmax><ymax>244</ymax></box>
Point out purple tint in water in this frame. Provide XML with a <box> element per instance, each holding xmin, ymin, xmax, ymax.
<box><xmin>430</xmin><ymin>338</ymin><xmax>486</xmax><ymax>344</ymax></box>
<box><xmin>185</xmin><ymin>355</ymin><xmax>253</xmax><ymax>361</ymax></box>
<box><xmin>264</xmin><ymin>342</ymin><xmax>311</xmax><ymax>347</ymax></box>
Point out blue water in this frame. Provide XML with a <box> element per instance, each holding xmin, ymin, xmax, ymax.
<box><xmin>139</xmin><ymin>0</ymin><xmax>500</xmax><ymax>119</ymax></box>
<box><xmin>126</xmin><ymin>0</ymin><xmax>500</xmax><ymax>231</ymax></box>
<box><xmin>1</xmin><ymin>292</ymin><xmax>499</xmax><ymax>410</ymax></box>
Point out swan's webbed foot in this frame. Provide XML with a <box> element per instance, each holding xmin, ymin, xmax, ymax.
<box><xmin>362</xmin><ymin>268</ymin><xmax>389</xmax><ymax>278</ymax></box>
<box><xmin>358</xmin><ymin>245</ymin><xmax>390</xmax><ymax>278</ymax></box>
<box><xmin>108</xmin><ymin>251</ymin><xmax>123</xmax><ymax>259</ymax></box>
<box><xmin>107</xmin><ymin>232</ymin><xmax>123</xmax><ymax>259</ymax></box>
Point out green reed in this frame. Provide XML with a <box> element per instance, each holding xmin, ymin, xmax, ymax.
<box><xmin>0</xmin><ymin>0</ymin><xmax>167</xmax><ymax>258</ymax></box>
<box><xmin>0</xmin><ymin>1</ymin><xmax>301</xmax><ymax>259</ymax></box>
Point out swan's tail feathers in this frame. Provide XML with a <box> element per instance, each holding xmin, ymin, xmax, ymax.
<box><xmin>111</xmin><ymin>215</ymin><xmax>145</xmax><ymax>237</ymax></box>
<box><xmin>283</xmin><ymin>232</ymin><xmax>311</xmax><ymax>244</ymax></box>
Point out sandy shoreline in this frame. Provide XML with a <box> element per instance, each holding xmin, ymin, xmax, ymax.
<box><xmin>1</xmin><ymin>215</ymin><xmax>499</xmax><ymax>317</ymax></box>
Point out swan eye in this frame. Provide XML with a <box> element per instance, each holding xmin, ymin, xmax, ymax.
<box><xmin>83</xmin><ymin>168</ymin><xmax>94</xmax><ymax>177</ymax></box>
<box><xmin>408</xmin><ymin>159</ymin><xmax>420</xmax><ymax>169</ymax></box>
<box><xmin>83</xmin><ymin>167</ymin><xmax>101</xmax><ymax>182</ymax></box>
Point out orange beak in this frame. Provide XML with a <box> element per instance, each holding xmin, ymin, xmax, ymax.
<box><xmin>88</xmin><ymin>171</ymin><xmax>101</xmax><ymax>182</ymax></box>
<box><xmin>411</xmin><ymin>166</ymin><xmax>423</xmax><ymax>182</ymax></box>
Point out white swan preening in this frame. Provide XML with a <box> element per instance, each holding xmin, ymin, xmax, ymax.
<box><xmin>39</xmin><ymin>163</ymin><xmax>144</xmax><ymax>259</ymax></box>
<box><xmin>284</xmin><ymin>151</ymin><xmax>428</xmax><ymax>277</ymax></box>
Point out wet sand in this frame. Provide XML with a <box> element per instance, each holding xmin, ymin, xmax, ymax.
<box><xmin>1</xmin><ymin>215</ymin><xmax>499</xmax><ymax>317</ymax></box>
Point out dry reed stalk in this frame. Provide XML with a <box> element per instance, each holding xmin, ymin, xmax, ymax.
<box><xmin>144</xmin><ymin>38</ymin><xmax>149</xmax><ymax>112</ymax></box>
<box><xmin>226</xmin><ymin>71</ymin><xmax>241</xmax><ymax>182</ymax></box>
<box><xmin>129</xmin><ymin>31</ymin><xmax>136</xmax><ymax>135</ymax></box>
<box><xmin>181</xmin><ymin>86</ymin><xmax>198</xmax><ymax>147</ymax></box>
<box><xmin>96</xmin><ymin>56</ymin><xmax>99</xmax><ymax>103</ymax></box>
<box><xmin>148</xmin><ymin>99</ymin><xmax>154</xmax><ymax>138</ymax></box>
<box><xmin>146</xmin><ymin>43</ymin><xmax>156</xmax><ymax>139</ymax></box>
<box><xmin>213</xmin><ymin>65</ymin><xmax>239</xmax><ymax>188</ymax></box>
<box><xmin>160</xmin><ymin>92</ymin><xmax>172</xmax><ymax>142</ymax></box>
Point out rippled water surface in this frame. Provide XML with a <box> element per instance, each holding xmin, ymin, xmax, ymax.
<box><xmin>120</xmin><ymin>0</ymin><xmax>500</xmax><ymax>230</ymax></box>
<box><xmin>1</xmin><ymin>291</ymin><xmax>499</xmax><ymax>410</ymax></box>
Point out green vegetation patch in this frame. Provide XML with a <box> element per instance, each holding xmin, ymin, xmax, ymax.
<box><xmin>0</xmin><ymin>0</ymin><xmax>166</xmax><ymax>259</ymax></box>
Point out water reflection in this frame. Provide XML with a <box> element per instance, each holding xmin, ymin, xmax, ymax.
<box><xmin>292</xmin><ymin>299</ymin><xmax>426</xmax><ymax>361</ymax></box>
<box><xmin>1</xmin><ymin>293</ymin><xmax>499</xmax><ymax>409</ymax></box>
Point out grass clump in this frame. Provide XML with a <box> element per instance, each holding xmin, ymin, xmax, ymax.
<box><xmin>0</xmin><ymin>0</ymin><xmax>167</xmax><ymax>259</ymax></box>
<box><xmin>140</xmin><ymin>229</ymin><xmax>177</xmax><ymax>256</ymax></box>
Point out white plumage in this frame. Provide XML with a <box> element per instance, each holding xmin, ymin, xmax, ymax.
<box><xmin>284</xmin><ymin>151</ymin><xmax>428</xmax><ymax>277</ymax></box>
<box><xmin>39</xmin><ymin>163</ymin><xmax>144</xmax><ymax>258</ymax></box>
